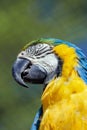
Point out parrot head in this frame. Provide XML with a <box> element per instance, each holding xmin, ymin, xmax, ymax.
<box><xmin>12</xmin><ymin>38</ymin><xmax>63</xmax><ymax>88</ymax></box>
<box><xmin>12</xmin><ymin>38</ymin><xmax>87</xmax><ymax>88</ymax></box>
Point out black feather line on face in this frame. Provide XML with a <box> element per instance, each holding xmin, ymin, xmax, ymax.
<box><xmin>43</xmin><ymin>56</ymin><xmax>63</xmax><ymax>91</ymax></box>
<box><xmin>56</xmin><ymin>56</ymin><xmax>63</xmax><ymax>77</ymax></box>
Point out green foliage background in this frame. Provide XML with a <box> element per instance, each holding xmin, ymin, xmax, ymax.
<box><xmin>0</xmin><ymin>0</ymin><xmax>87</xmax><ymax>129</ymax></box>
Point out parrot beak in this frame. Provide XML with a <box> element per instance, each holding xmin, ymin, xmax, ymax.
<box><xmin>12</xmin><ymin>58</ymin><xmax>30</xmax><ymax>88</ymax></box>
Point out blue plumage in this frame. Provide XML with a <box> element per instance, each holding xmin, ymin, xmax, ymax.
<box><xmin>40</xmin><ymin>38</ymin><xmax>87</xmax><ymax>84</ymax></box>
<box><xmin>30</xmin><ymin>106</ymin><xmax>43</xmax><ymax>130</ymax></box>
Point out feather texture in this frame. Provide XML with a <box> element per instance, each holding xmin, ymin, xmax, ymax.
<box><xmin>40</xmin><ymin>38</ymin><xmax>87</xmax><ymax>130</ymax></box>
<box><xmin>29</xmin><ymin>38</ymin><xmax>87</xmax><ymax>130</ymax></box>
<box><xmin>38</xmin><ymin>38</ymin><xmax>87</xmax><ymax>84</ymax></box>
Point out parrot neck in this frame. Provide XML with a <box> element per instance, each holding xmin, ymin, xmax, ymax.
<box><xmin>41</xmin><ymin>71</ymin><xmax>87</xmax><ymax>112</ymax></box>
<box><xmin>53</xmin><ymin>44</ymin><xmax>78</xmax><ymax>79</ymax></box>
<box><xmin>41</xmin><ymin>44</ymin><xmax>86</xmax><ymax>112</ymax></box>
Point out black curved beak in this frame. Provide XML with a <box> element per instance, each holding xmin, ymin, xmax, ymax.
<box><xmin>12</xmin><ymin>58</ymin><xmax>30</xmax><ymax>88</ymax></box>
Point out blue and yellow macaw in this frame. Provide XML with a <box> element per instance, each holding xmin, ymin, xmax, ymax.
<box><xmin>12</xmin><ymin>38</ymin><xmax>87</xmax><ymax>130</ymax></box>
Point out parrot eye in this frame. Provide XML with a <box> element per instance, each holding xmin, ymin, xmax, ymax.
<box><xmin>36</xmin><ymin>44</ymin><xmax>43</xmax><ymax>49</ymax></box>
<box><xmin>25</xmin><ymin>43</ymin><xmax>53</xmax><ymax>59</ymax></box>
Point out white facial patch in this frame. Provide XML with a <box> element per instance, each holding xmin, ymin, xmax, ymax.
<box><xmin>18</xmin><ymin>43</ymin><xmax>59</xmax><ymax>84</ymax></box>
<box><xmin>33</xmin><ymin>53</ymin><xmax>58</xmax><ymax>84</ymax></box>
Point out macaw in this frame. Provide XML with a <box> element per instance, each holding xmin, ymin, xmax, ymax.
<box><xmin>12</xmin><ymin>38</ymin><xmax>87</xmax><ymax>130</ymax></box>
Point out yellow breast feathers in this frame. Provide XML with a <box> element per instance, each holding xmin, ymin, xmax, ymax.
<box><xmin>40</xmin><ymin>44</ymin><xmax>87</xmax><ymax>130</ymax></box>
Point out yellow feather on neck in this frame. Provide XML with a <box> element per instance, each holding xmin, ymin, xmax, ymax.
<box><xmin>53</xmin><ymin>44</ymin><xmax>78</xmax><ymax>79</ymax></box>
<box><xmin>40</xmin><ymin>44</ymin><xmax>87</xmax><ymax>130</ymax></box>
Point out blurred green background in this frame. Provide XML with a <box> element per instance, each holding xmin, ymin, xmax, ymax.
<box><xmin>0</xmin><ymin>0</ymin><xmax>87</xmax><ymax>130</ymax></box>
